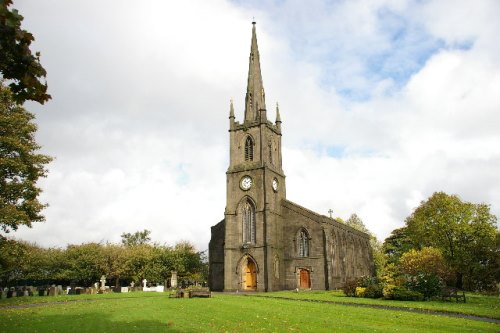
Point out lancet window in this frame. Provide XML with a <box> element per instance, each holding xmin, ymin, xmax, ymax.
<box><xmin>242</xmin><ymin>200</ymin><xmax>256</xmax><ymax>244</ymax></box>
<box><xmin>298</xmin><ymin>229</ymin><xmax>309</xmax><ymax>257</ymax></box>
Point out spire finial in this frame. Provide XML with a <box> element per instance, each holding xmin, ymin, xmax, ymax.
<box><xmin>275</xmin><ymin>102</ymin><xmax>281</xmax><ymax>123</ymax></box>
<box><xmin>229</xmin><ymin>98</ymin><xmax>235</xmax><ymax>118</ymax></box>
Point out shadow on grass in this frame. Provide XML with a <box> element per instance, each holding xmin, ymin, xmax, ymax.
<box><xmin>0</xmin><ymin>311</ymin><xmax>187</xmax><ymax>333</ymax></box>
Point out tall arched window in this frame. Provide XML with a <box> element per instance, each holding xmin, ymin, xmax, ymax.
<box><xmin>298</xmin><ymin>229</ymin><xmax>309</xmax><ymax>257</ymax></box>
<box><xmin>245</xmin><ymin>136</ymin><xmax>254</xmax><ymax>161</ymax></box>
<box><xmin>242</xmin><ymin>200</ymin><xmax>256</xmax><ymax>244</ymax></box>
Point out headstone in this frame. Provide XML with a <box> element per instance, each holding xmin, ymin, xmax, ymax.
<box><xmin>130</xmin><ymin>281</ymin><xmax>135</xmax><ymax>288</ymax></box>
<box><xmin>142</xmin><ymin>279</ymin><xmax>147</xmax><ymax>288</ymax></box>
<box><xmin>156</xmin><ymin>285</ymin><xmax>164</xmax><ymax>292</ymax></box>
<box><xmin>48</xmin><ymin>286</ymin><xmax>57</xmax><ymax>296</ymax></box>
<box><xmin>170</xmin><ymin>271</ymin><xmax>178</xmax><ymax>288</ymax></box>
<box><xmin>100</xmin><ymin>275</ymin><xmax>106</xmax><ymax>290</ymax></box>
<box><xmin>121</xmin><ymin>287</ymin><xmax>129</xmax><ymax>293</ymax></box>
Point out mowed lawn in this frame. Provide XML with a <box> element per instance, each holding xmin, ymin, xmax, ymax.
<box><xmin>0</xmin><ymin>292</ymin><xmax>498</xmax><ymax>333</ymax></box>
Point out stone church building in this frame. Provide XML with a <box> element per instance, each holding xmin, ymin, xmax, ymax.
<box><xmin>209</xmin><ymin>23</ymin><xmax>373</xmax><ymax>292</ymax></box>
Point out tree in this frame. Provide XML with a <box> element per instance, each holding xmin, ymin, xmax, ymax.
<box><xmin>404</xmin><ymin>192</ymin><xmax>498</xmax><ymax>290</ymax></box>
<box><xmin>345</xmin><ymin>214</ymin><xmax>370</xmax><ymax>234</ymax></box>
<box><xmin>382</xmin><ymin>227</ymin><xmax>414</xmax><ymax>265</ymax></box>
<box><xmin>0</xmin><ymin>1</ymin><xmax>50</xmax><ymax>104</ymax></box>
<box><xmin>0</xmin><ymin>83</ymin><xmax>52</xmax><ymax>234</ymax></box>
<box><xmin>121</xmin><ymin>229</ymin><xmax>151</xmax><ymax>246</ymax></box>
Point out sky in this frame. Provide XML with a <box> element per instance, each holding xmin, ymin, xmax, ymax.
<box><xmin>11</xmin><ymin>0</ymin><xmax>500</xmax><ymax>251</ymax></box>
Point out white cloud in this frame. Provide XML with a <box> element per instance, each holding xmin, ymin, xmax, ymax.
<box><xmin>11</xmin><ymin>0</ymin><xmax>500</xmax><ymax>249</ymax></box>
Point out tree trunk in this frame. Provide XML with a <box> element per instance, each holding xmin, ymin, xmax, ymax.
<box><xmin>455</xmin><ymin>271</ymin><xmax>463</xmax><ymax>289</ymax></box>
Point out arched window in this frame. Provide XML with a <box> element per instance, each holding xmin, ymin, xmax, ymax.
<box><xmin>245</xmin><ymin>136</ymin><xmax>254</xmax><ymax>161</ymax></box>
<box><xmin>298</xmin><ymin>229</ymin><xmax>309</xmax><ymax>257</ymax></box>
<box><xmin>242</xmin><ymin>200</ymin><xmax>256</xmax><ymax>244</ymax></box>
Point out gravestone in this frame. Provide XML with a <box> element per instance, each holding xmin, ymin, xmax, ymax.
<box><xmin>48</xmin><ymin>286</ymin><xmax>57</xmax><ymax>296</ymax></box>
<box><xmin>171</xmin><ymin>271</ymin><xmax>178</xmax><ymax>288</ymax></box>
<box><xmin>100</xmin><ymin>275</ymin><xmax>106</xmax><ymax>291</ymax></box>
<box><xmin>142</xmin><ymin>279</ymin><xmax>147</xmax><ymax>288</ymax></box>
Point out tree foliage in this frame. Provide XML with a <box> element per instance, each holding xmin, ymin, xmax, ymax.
<box><xmin>0</xmin><ymin>83</ymin><xmax>52</xmax><ymax>234</ymax></box>
<box><xmin>399</xmin><ymin>247</ymin><xmax>450</xmax><ymax>278</ymax></box>
<box><xmin>403</xmin><ymin>192</ymin><xmax>498</xmax><ymax>290</ymax></box>
<box><xmin>0</xmin><ymin>1</ymin><xmax>50</xmax><ymax>104</ymax></box>
<box><xmin>121</xmin><ymin>229</ymin><xmax>151</xmax><ymax>246</ymax></box>
<box><xmin>383</xmin><ymin>227</ymin><xmax>414</xmax><ymax>265</ymax></box>
<box><xmin>0</xmin><ymin>234</ymin><xmax>208</xmax><ymax>287</ymax></box>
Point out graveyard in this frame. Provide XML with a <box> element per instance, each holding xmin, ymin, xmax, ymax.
<box><xmin>0</xmin><ymin>290</ymin><xmax>499</xmax><ymax>332</ymax></box>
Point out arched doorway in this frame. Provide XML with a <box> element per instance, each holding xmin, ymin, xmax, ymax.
<box><xmin>243</xmin><ymin>257</ymin><xmax>257</xmax><ymax>291</ymax></box>
<box><xmin>299</xmin><ymin>269</ymin><xmax>311</xmax><ymax>289</ymax></box>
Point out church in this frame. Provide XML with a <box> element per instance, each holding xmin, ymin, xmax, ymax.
<box><xmin>208</xmin><ymin>23</ymin><xmax>373</xmax><ymax>292</ymax></box>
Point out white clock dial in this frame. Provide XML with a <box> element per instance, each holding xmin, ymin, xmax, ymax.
<box><xmin>240</xmin><ymin>176</ymin><xmax>252</xmax><ymax>190</ymax></box>
<box><xmin>272</xmin><ymin>178</ymin><xmax>278</xmax><ymax>192</ymax></box>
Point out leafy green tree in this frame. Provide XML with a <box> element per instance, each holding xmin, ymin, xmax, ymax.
<box><xmin>101</xmin><ymin>243</ymin><xmax>129</xmax><ymax>287</ymax></box>
<box><xmin>0</xmin><ymin>236</ymin><xmax>27</xmax><ymax>284</ymax></box>
<box><xmin>404</xmin><ymin>192</ymin><xmax>498</xmax><ymax>290</ymax></box>
<box><xmin>0</xmin><ymin>1</ymin><xmax>50</xmax><ymax>104</ymax></box>
<box><xmin>62</xmin><ymin>243</ymin><xmax>105</xmax><ymax>286</ymax></box>
<box><xmin>121</xmin><ymin>229</ymin><xmax>151</xmax><ymax>246</ymax></box>
<box><xmin>345</xmin><ymin>214</ymin><xmax>370</xmax><ymax>234</ymax></box>
<box><xmin>382</xmin><ymin>227</ymin><xmax>414</xmax><ymax>265</ymax></box>
<box><xmin>0</xmin><ymin>83</ymin><xmax>52</xmax><ymax>234</ymax></box>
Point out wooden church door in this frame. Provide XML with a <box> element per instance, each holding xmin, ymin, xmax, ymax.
<box><xmin>244</xmin><ymin>259</ymin><xmax>257</xmax><ymax>290</ymax></box>
<box><xmin>299</xmin><ymin>269</ymin><xmax>310</xmax><ymax>289</ymax></box>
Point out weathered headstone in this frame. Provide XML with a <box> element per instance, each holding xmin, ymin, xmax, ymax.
<box><xmin>142</xmin><ymin>279</ymin><xmax>147</xmax><ymax>288</ymax></box>
<box><xmin>48</xmin><ymin>286</ymin><xmax>57</xmax><ymax>296</ymax></box>
<box><xmin>170</xmin><ymin>271</ymin><xmax>178</xmax><ymax>288</ymax></box>
<box><xmin>100</xmin><ymin>275</ymin><xmax>106</xmax><ymax>291</ymax></box>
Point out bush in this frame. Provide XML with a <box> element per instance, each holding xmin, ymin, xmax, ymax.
<box><xmin>342</xmin><ymin>278</ymin><xmax>359</xmax><ymax>297</ymax></box>
<box><xmin>355</xmin><ymin>287</ymin><xmax>366</xmax><ymax>297</ymax></box>
<box><xmin>390</xmin><ymin>287</ymin><xmax>424</xmax><ymax>301</ymax></box>
<box><xmin>406</xmin><ymin>273</ymin><xmax>443</xmax><ymax>299</ymax></box>
<box><xmin>364</xmin><ymin>283</ymin><xmax>384</xmax><ymax>298</ymax></box>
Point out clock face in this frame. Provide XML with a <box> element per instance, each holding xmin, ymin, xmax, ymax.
<box><xmin>272</xmin><ymin>178</ymin><xmax>278</xmax><ymax>192</ymax></box>
<box><xmin>240</xmin><ymin>176</ymin><xmax>252</xmax><ymax>190</ymax></box>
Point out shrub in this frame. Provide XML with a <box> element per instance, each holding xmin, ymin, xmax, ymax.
<box><xmin>355</xmin><ymin>287</ymin><xmax>366</xmax><ymax>297</ymax></box>
<box><xmin>406</xmin><ymin>273</ymin><xmax>443</xmax><ymax>300</ymax></box>
<box><xmin>342</xmin><ymin>278</ymin><xmax>359</xmax><ymax>297</ymax></box>
<box><xmin>391</xmin><ymin>287</ymin><xmax>424</xmax><ymax>301</ymax></box>
<box><xmin>383</xmin><ymin>284</ymin><xmax>397</xmax><ymax>299</ymax></box>
<box><xmin>364</xmin><ymin>283</ymin><xmax>384</xmax><ymax>298</ymax></box>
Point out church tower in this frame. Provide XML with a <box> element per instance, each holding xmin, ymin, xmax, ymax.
<box><xmin>223</xmin><ymin>22</ymin><xmax>286</xmax><ymax>291</ymax></box>
<box><xmin>209</xmin><ymin>22</ymin><xmax>374</xmax><ymax>292</ymax></box>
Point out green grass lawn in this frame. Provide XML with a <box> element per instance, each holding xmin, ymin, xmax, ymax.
<box><xmin>258</xmin><ymin>290</ymin><xmax>500</xmax><ymax>319</ymax></box>
<box><xmin>0</xmin><ymin>292</ymin><xmax>498</xmax><ymax>333</ymax></box>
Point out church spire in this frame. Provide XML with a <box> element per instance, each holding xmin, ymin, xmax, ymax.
<box><xmin>244</xmin><ymin>21</ymin><xmax>266</xmax><ymax>122</ymax></box>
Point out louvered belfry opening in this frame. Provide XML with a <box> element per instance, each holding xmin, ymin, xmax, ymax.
<box><xmin>244</xmin><ymin>136</ymin><xmax>254</xmax><ymax>161</ymax></box>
